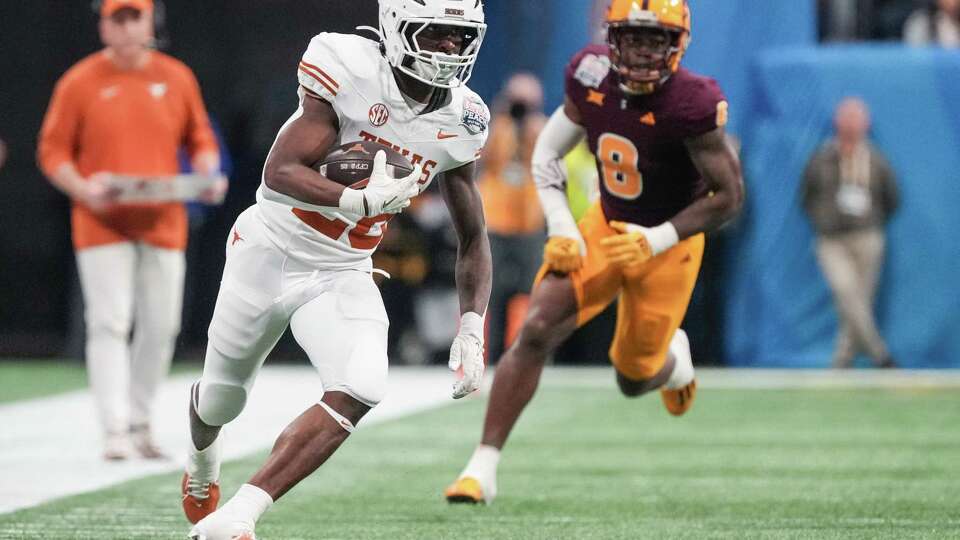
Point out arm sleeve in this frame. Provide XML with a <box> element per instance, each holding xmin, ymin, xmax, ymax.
<box><xmin>463</xmin><ymin>102</ymin><xmax>491</xmax><ymax>167</ymax></box>
<box><xmin>298</xmin><ymin>34</ymin><xmax>347</xmax><ymax>104</ymax></box>
<box><xmin>181</xmin><ymin>67</ymin><xmax>219</xmax><ymax>160</ymax></box>
<box><xmin>37</xmin><ymin>75</ymin><xmax>82</xmax><ymax>177</ymax></box>
<box><xmin>532</xmin><ymin>106</ymin><xmax>586</xmax><ymax>238</ymax></box>
<box><xmin>445</xmin><ymin>93</ymin><xmax>490</xmax><ymax>169</ymax></box>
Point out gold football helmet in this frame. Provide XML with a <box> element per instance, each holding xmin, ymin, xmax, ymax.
<box><xmin>606</xmin><ymin>0</ymin><xmax>691</xmax><ymax>94</ymax></box>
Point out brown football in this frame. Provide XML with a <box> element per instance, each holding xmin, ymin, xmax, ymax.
<box><xmin>313</xmin><ymin>141</ymin><xmax>415</xmax><ymax>189</ymax></box>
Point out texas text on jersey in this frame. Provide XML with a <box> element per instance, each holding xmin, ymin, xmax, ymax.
<box><xmin>256</xmin><ymin>32</ymin><xmax>490</xmax><ymax>269</ymax></box>
<box><xmin>565</xmin><ymin>44</ymin><xmax>727</xmax><ymax>227</ymax></box>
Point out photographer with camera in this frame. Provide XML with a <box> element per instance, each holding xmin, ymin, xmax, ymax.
<box><xmin>477</xmin><ymin>73</ymin><xmax>548</xmax><ymax>363</ymax></box>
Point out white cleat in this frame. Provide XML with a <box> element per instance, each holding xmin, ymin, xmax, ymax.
<box><xmin>187</xmin><ymin>510</ymin><xmax>256</xmax><ymax>540</ymax></box>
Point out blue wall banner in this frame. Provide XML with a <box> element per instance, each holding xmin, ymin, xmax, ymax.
<box><xmin>683</xmin><ymin>0</ymin><xmax>816</xmax><ymax>137</ymax></box>
<box><xmin>470</xmin><ymin>0</ymin><xmax>594</xmax><ymax>109</ymax></box>
<box><xmin>726</xmin><ymin>46</ymin><xmax>960</xmax><ymax>368</ymax></box>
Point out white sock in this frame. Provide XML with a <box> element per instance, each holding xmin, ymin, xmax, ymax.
<box><xmin>461</xmin><ymin>444</ymin><xmax>501</xmax><ymax>480</ymax></box>
<box><xmin>220</xmin><ymin>484</ymin><xmax>273</xmax><ymax>526</ymax></box>
<box><xmin>664</xmin><ymin>329</ymin><xmax>695</xmax><ymax>390</ymax></box>
<box><xmin>187</xmin><ymin>433</ymin><xmax>222</xmax><ymax>483</ymax></box>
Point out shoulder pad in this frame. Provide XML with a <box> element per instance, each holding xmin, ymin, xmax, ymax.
<box><xmin>299</xmin><ymin>32</ymin><xmax>380</xmax><ymax>101</ymax></box>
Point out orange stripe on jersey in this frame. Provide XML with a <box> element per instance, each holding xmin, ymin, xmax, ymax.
<box><xmin>299</xmin><ymin>61</ymin><xmax>339</xmax><ymax>95</ymax></box>
<box><xmin>299</xmin><ymin>64</ymin><xmax>338</xmax><ymax>97</ymax></box>
<box><xmin>300</xmin><ymin>61</ymin><xmax>339</xmax><ymax>88</ymax></box>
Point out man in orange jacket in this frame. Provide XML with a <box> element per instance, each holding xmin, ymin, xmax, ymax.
<box><xmin>38</xmin><ymin>0</ymin><xmax>225</xmax><ymax>460</ymax></box>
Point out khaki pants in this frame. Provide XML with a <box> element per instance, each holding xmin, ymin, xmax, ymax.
<box><xmin>815</xmin><ymin>228</ymin><xmax>890</xmax><ymax>367</ymax></box>
<box><xmin>77</xmin><ymin>242</ymin><xmax>185</xmax><ymax>435</ymax></box>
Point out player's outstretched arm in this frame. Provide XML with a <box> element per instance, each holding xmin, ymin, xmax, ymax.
<box><xmin>673</xmin><ymin>128</ymin><xmax>744</xmax><ymax>238</ymax></box>
<box><xmin>441</xmin><ymin>162</ymin><xmax>492</xmax><ymax>399</ymax></box>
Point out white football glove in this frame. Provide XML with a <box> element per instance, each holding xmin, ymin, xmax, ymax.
<box><xmin>449</xmin><ymin>312</ymin><xmax>485</xmax><ymax>399</ymax></box>
<box><xmin>338</xmin><ymin>150</ymin><xmax>423</xmax><ymax>218</ymax></box>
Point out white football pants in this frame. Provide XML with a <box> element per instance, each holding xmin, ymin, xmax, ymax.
<box><xmin>195</xmin><ymin>206</ymin><xmax>389</xmax><ymax>427</ymax></box>
<box><xmin>76</xmin><ymin>242</ymin><xmax>185</xmax><ymax>435</ymax></box>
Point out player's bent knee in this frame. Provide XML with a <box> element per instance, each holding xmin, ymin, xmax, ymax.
<box><xmin>325</xmin><ymin>384</ymin><xmax>384</xmax><ymax>411</ymax></box>
<box><xmin>317</xmin><ymin>400</ymin><xmax>358</xmax><ymax>433</ymax></box>
<box><xmin>326</xmin><ymin>331</ymin><xmax>389</xmax><ymax>408</ymax></box>
<box><xmin>196</xmin><ymin>382</ymin><xmax>248</xmax><ymax>426</ymax></box>
<box><xmin>516</xmin><ymin>315</ymin><xmax>559</xmax><ymax>355</ymax></box>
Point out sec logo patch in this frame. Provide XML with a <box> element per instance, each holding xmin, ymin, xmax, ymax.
<box><xmin>368</xmin><ymin>103</ymin><xmax>389</xmax><ymax>127</ymax></box>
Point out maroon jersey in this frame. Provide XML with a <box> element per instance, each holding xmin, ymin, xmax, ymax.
<box><xmin>565</xmin><ymin>44</ymin><xmax>727</xmax><ymax>226</ymax></box>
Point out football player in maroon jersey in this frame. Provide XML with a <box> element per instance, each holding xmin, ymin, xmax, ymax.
<box><xmin>446</xmin><ymin>0</ymin><xmax>743</xmax><ymax>504</ymax></box>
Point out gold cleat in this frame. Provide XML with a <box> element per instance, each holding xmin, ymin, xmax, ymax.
<box><xmin>660</xmin><ymin>379</ymin><xmax>696</xmax><ymax>416</ymax></box>
<box><xmin>444</xmin><ymin>476</ymin><xmax>485</xmax><ymax>504</ymax></box>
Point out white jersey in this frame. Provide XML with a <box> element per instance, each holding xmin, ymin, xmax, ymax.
<box><xmin>255</xmin><ymin>32</ymin><xmax>490</xmax><ymax>269</ymax></box>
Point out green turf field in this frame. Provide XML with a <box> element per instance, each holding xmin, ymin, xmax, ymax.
<box><xmin>0</xmin><ymin>360</ymin><xmax>89</xmax><ymax>404</ymax></box>
<box><xmin>2</xmin><ymin>372</ymin><xmax>958</xmax><ymax>539</ymax></box>
<box><xmin>0</xmin><ymin>360</ymin><xmax>199</xmax><ymax>404</ymax></box>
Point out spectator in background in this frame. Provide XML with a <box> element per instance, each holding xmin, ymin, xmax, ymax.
<box><xmin>37</xmin><ymin>0</ymin><xmax>224</xmax><ymax>460</ymax></box>
<box><xmin>801</xmin><ymin>98</ymin><xmax>899</xmax><ymax>369</ymax></box>
<box><xmin>478</xmin><ymin>73</ymin><xmax>547</xmax><ymax>363</ymax></box>
<box><xmin>904</xmin><ymin>0</ymin><xmax>960</xmax><ymax>46</ymax></box>
<box><xmin>819</xmin><ymin>0</ymin><xmax>863</xmax><ymax>41</ymax></box>
<box><xmin>0</xmin><ymin>137</ymin><xmax>7</xmax><ymax>171</ymax></box>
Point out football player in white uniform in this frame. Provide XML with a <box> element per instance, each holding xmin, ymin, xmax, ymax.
<box><xmin>183</xmin><ymin>1</ymin><xmax>492</xmax><ymax>538</ymax></box>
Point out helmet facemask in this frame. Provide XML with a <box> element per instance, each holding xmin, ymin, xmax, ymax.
<box><xmin>608</xmin><ymin>24</ymin><xmax>684</xmax><ymax>95</ymax></box>
<box><xmin>397</xmin><ymin>20</ymin><xmax>485</xmax><ymax>88</ymax></box>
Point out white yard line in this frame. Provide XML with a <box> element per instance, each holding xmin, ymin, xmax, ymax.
<box><xmin>0</xmin><ymin>366</ymin><xmax>458</xmax><ymax>515</ymax></box>
<box><xmin>535</xmin><ymin>367</ymin><xmax>960</xmax><ymax>389</ymax></box>
<box><xmin>2</xmin><ymin>366</ymin><xmax>959</xmax><ymax>514</ymax></box>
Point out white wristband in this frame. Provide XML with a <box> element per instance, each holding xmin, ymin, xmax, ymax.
<box><xmin>645</xmin><ymin>222</ymin><xmax>680</xmax><ymax>256</ymax></box>
<box><xmin>338</xmin><ymin>188</ymin><xmax>365</xmax><ymax>216</ymax></box>
<box><xmin>459</xmin><ymin>312</ymin><xmax>485</xmax><ymax>341</ymax></box>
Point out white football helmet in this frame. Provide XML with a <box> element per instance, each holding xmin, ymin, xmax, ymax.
<box><xmin>376</xmin><ymin>0</ymin><xmax>487</xmax><ymax>89</ymax></box>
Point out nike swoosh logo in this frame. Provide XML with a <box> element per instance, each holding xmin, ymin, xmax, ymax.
<box><xmin>437</xmin><ymin>130</ymin><xmax>458</xmax><ymax>140</ymax></box>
